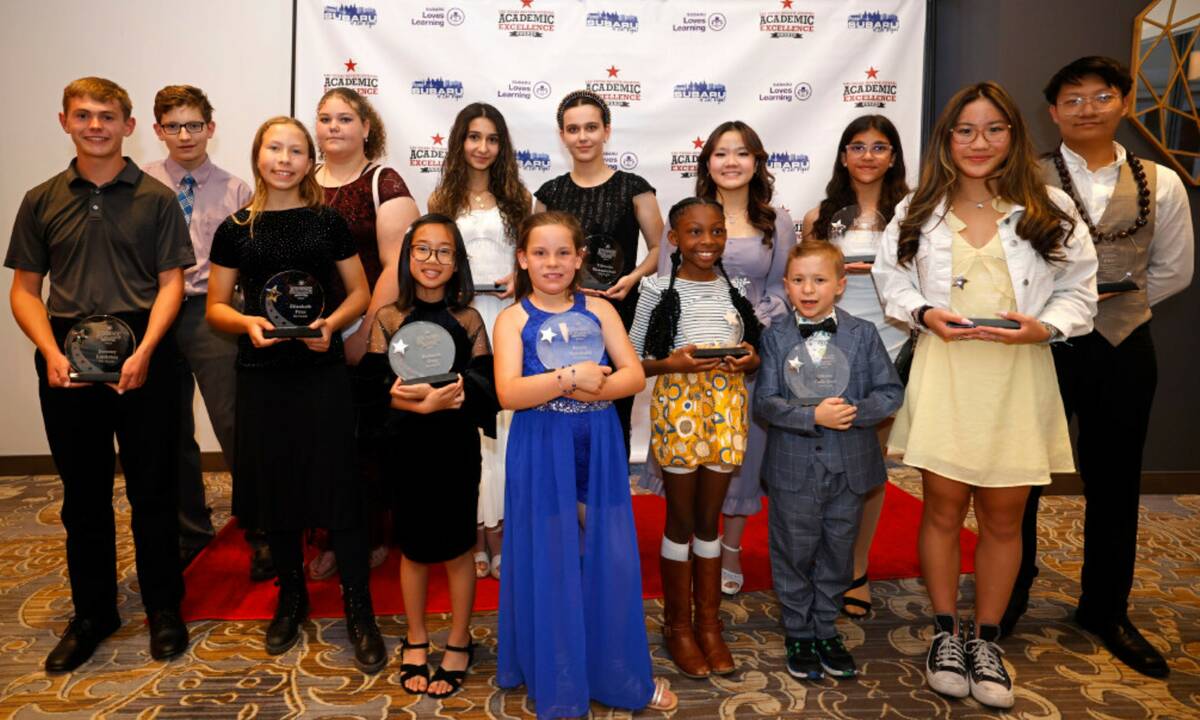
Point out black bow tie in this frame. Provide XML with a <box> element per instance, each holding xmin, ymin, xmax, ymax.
<box><xmin>798</xmin><ymin>317</ymin><xmax>837</xmax><ymax>338</ymax></box>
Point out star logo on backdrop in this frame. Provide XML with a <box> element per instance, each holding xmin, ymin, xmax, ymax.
<box><xmin>391</xmin><ymin>337</ymin><xmax>408</xmax><ymax>355</ymax></box>
<box><xmin>431</xmin><ymin>133</ymin><xmax>444</xmax><ymax>145</ymax></box>
<box><xmin>540</xmin><ymin>327</ymin><xmax>557</xmax><ymax>343</ymax></box>
<box><xmin>865</xmin><ymin>67</ymin><xmax>879</xmax><ymax>79</ymax></box>
<box><xmin>344</xmin><ymin>58</ymin><xmax>357</xmax><ymax>72</ymax></box>
<box><xmin>788</xmin><ymin>356</ymin><xmax>803</xmax><ymax>372</ymax></box>
<box><xmin>692</xmin><ymin>136</ymin><xmax>705</xmax><ymax>149</ymax></box>
<box><xmin>781</xmin><ymin>0</ymin><xmax>793</xmax><ymax>7</ymax></box>
<box><xmin>606</xmin><ymin>65</ymin><xmax>620</xmax><ymax>78</ymax></box>
<box><xmin>521</xmin><ymin>0</ymin><xmax>533</xmax><ymax>6</ymax></box>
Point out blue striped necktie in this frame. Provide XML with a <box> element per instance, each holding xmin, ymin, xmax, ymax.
<box><xmin>178</xmin><ymin>174</ymin><xmax>196</xmax><ymax>226</ymax></box>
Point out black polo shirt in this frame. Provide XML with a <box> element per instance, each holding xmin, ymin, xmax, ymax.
<box><xmin>5</xmin><ymin>157</ymin><xmax>195</xmax><ymax>318</ymax></box>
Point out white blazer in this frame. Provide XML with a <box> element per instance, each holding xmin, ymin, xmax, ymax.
<box><xmin>872</xmin><ymin>187</ymin><xmax>1098</xmax><ymax>339</ymax></box>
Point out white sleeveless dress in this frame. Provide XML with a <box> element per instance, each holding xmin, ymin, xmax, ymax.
<box><xmin>458</xmin><ymin>206</ymin><xmax>514</xmax><ymax>528</ymax></box>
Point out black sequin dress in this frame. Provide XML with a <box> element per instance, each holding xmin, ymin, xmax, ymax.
<box><xmin>210</xmin><ymin>206</ymin><xmax>362</xmax><ymax>532</ymax></box>
<box><xmin>534</xmin><ymin>170</ymin><xmax>655</xmax><ymax>325</ymax></box>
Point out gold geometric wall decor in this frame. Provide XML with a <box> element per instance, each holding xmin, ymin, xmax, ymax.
<box><xmin>1132</xmin><ymin>0</ymin><xmax>1200</xmax><ymax>185</ymax></box>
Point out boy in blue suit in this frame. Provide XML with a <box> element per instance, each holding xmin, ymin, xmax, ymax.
<box><xmin>755</xmin><ymin>242</ymin><xmax>903</xmax><ymax>680</ymax></box>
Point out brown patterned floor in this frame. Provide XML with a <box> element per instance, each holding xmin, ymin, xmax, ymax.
<box><xmin>0</xmin><ymin>469</ymin><xmax>1196</xmax><ymax>719</ymax></box>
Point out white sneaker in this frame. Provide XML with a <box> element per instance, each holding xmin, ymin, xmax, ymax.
<box><xmin>965</xmin><ymin>636</ymin><xmax>1014</xmax><ymax>709</ymax></box>
<box><xmin>925</xmin><ymin>615</ymin><xmax>969</xmax><ymax>698</ymax></box>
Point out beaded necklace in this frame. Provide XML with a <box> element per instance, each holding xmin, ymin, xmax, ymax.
<box><xmin>1052</xmin><ymin>150</ymin><xmax>1150</xmax><ymax>242</ymax></box>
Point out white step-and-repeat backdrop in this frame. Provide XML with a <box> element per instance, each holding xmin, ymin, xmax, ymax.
<box><xmin>295</xmin><ymin>0</ymin><xmax>927</xmax><ymax>459</ymax></box>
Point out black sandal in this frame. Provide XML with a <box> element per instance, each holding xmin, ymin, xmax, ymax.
<box><xmin>426</xmin><ymin>641</ymin><xmax>475</xmax><ymax>699</ymax></box>
<box><xmin>399</xmin><ymin>637</ymin><xmax>430</xmax><ymax>695</ymax></box>
<box><xmin>841</xmin><ymin>574</ymin><xmax>872</xmax><ymax>619</ymax></box>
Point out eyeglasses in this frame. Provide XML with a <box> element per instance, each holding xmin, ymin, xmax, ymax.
<box><xmin>159</xmin><ymin>121</ymin><xmax>207</xmax><ymax>135</ymax></box>
<box><xmin>949</xmin><ymin>124</ymin><xmax>1011</xmax><ymax>145</ymax></box>
<box><xmin>845</xmin><ymin>143</ymin><xmax>893</xmax><ymax>157</ymax></box>
<box><xmin>1058</xmin><ymin>92</ymin><xmax>1120</xmax><ymax>115</ymax></box>
<box><xmin>412</xmin><ymin>245</ymin><xmax>455</xmax><ymax>265</ymax></box>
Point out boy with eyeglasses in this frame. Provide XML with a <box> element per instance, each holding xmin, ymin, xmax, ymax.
<box><xmin>1002</xmin><ymin>56</ymin><xmax>1193</xmax><ymax>679</ymax></box>
<box><xmin>142</xmin><ymin>86</ymin><xmax>264</xmax><ymax>577</ymax></box>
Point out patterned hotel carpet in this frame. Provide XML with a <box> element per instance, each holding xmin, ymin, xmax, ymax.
<box><xmin>0</xmin><ymin>469</ymin><xmax>1196</xmax><ymax>719</ymax></box>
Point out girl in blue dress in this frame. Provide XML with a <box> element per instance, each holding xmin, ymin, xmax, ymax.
<box><xmin>491</xmin><ymin>211</ymin><xmax>676</xmax><ymax>718</ymax></box>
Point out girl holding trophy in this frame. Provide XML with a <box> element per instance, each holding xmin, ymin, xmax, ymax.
<box><xmin>873</xmin><ymin>83</ymin><xmax>1096</xmax><ymax>708</ymax></box>
<box><xmin>363</xmin><ymin>214</ymin><xmax>498</xmax><ymax>698</ymax></box>
<box><xmin>492</xmin><ymin>211</ymin><xmax>676</xmax><ymax>717</ymax></box>
<box><xmin>628</xmin><ymin>197</ymin><xmax>762</xmax><ymax>678</ymax></box>
<box><xmin>206</xmin><ymin>117</ymin><xmax>384</xmax><ymax>672</ymax></box>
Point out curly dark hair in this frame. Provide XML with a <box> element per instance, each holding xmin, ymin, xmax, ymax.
<box><xmin>316</xmin><ymin>87</ymin><xmax>387</xmax><ymax>161</ymax></box>
<box><xmin>810</xmin><ymin>115</ymin><xmax>909</xmax><ymax>241</ymax></box>
<box><xmin>643</xmin><ymin>198</ymin><xmax>763</xmax><ymax>359</ymax></box>
<box><xmin>428</xmin><ymin>103</ymin><xmax>531</xmax><ymax>241</ymax></box>
<box><xmin>695</xmin><ymin>121</ymin><xmax>778</xmax><ymax>246</ymax></box>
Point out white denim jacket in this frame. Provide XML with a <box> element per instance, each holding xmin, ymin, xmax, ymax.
<box><xmin>872</xmin><ymin>187</ymin><xmax>1098</xmax><ymax>339</ymax></box>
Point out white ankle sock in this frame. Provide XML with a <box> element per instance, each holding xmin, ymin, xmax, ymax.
<box><xmin>660</xmin><ymin>537</ymin><xmax>690</xmax><ymax>562</ymax></box>
<box><xmin>692</xmin><ymin>537</ymin><xmax>721</xmax><ymax>559</ymax></box>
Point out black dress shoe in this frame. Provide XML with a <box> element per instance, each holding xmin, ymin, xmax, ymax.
<box><xmin>1076</xmin><ymin>611</ymin><xmax>1170</xmax><ymax>679</ymax></box>
<box><xmin>45</xmin><ymin>615</ymin><xmax>121</xmax><ymax>673</ymax></box>
<box><xmin>149</xmin><ymin>608</ymin><xmax>190</xmax><ymax>660</ymax></box>
<box><xmin>250</xmin><ymin>542</ymin><xmax>277</xmax><ymax>582</ymax></box>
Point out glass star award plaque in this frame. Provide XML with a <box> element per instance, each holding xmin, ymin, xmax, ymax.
<box><xmin>580</xmin><ymin>233</ymin><xmax>625</xmax><ymax>290</ymax></box>
<box><xmin>535</xmin><ymin>311</ymin><xmax>605</xmax><ymax>369</ymax></box>
<box><xmin>261</xmin><ymin>270</ymin><xmax>324</xmax><ymax>338</ymax></box>
<box><xmin>829</xmin><ymin>205</ymin><xmax>885</xmax><ymax>264</ymax></box>
<box><xmin>64</xmin><ymin>315</ymin><xmax>137</xmax><ymax>383</ymax></box>
<box><xmin>785</xmin><ymin>339</ymin><xmax>850</xmax><ymax>406</ymax></box>
<box><xmin>388</xmin><ymin>321</ymin><xmax>458</xmax><ymax>387</ymax></box>
<box><xmin>689</xmin><ymin>290</ymin><xmax>749</xmax><ymax>359</ymax></box>
<box><xmin>1096</xmin><ymin>237</ymin><xmax>1139</xmax><ymax>294</ymax></box>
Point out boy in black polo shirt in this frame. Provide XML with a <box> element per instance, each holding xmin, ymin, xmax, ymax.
<box><xmin>5</xmin><ymin>77</ymin><xmax>196</xmax><ymax>672</ymax></box>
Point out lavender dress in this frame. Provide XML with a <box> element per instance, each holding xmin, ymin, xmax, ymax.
<box><xmin>639</xmin><ymin>206</ymin><xmax>796</xmax><ymax>515</ymax></box>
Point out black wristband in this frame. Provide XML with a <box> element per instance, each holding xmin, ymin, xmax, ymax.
<box><xmin>915</xmin><ymin>305</ymin><xmax>933</xmax><ymax>327</ymax></box>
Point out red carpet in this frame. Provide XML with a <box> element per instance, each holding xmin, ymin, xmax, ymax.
<box><xmin>181</xmin><ymin>482</ymin><xmax>977</xmax><ymax>621</ymax></box>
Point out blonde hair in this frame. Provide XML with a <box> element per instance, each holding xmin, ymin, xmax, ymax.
<box><xmin>237</xmin><ymin>117</ymin><xmax>324</xmax><ymax>234</ymax></box>
<box><xmin>789</xmin><ymin>241</ymin><xmax>846</xmax><ymax>278</ymax></box>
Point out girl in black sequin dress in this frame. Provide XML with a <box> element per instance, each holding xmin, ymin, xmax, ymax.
<box><xmin>207</xmin><ymin>116</ymin><xmax>385</xmax><ymax>673</ymax></box>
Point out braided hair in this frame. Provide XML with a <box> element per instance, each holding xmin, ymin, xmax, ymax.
<box><xmin>556</xmin><ymin>89</ymin><xmax>611</xmax><ymax>128</ymax></box>
<box><xmin>643</xmin><ymin>197</ymin><xmax>763</xmax><ymax>359</ymax></box>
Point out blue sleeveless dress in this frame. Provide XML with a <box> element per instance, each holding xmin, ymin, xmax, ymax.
<box><xmin>497</xmin><ymin>294</ymin><xmax>654</xmax><ymax>719</ymax></box>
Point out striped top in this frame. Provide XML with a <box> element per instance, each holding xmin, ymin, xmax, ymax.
<box><xmin>629</xmin><ymin>275</ymin><xmax>750</xmax><ymax>357</ymax></box>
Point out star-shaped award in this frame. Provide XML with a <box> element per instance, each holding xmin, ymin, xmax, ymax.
<box><xmin>724</xmin><ymin>310</ymin><xmax>740</xmax><ymax>326</ymax></box>
<box><xmin>540</xmin><ymin>327</ymin><xmax>557</xmax><ymax>343</ymax></box>
<box><xmin>788</xmin><ymin>356</ymin><xmax>803</xmax><ymax>372</ymax></box>
<box><xmin>830</xmin><ymin>219</ymin><xmax>846</xmax><ymax>235</ymax></box>
<box><xmin>265</xmin><ymin>287</ymin><xmax>281</xmax><ymax>303</ymax></box>
<box><xmin>391</xmin><ymin>337</ymin><xmax>408</xmax><ymax>355</ymax></box>
<box><xmin>952</xmin><ymin>275</ymin><xmax>968</xmax><ymax>289</ymax></box>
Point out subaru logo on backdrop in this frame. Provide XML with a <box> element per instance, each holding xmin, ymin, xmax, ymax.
<box><xmin>516</xmin><ymin>150</ymin><xmax>552</xmax><ymax>172</ymax></box>
<box><xmin>325</xmin><ymin>3</ymin><xmax>377</xmax><ymax>26</ymax></box>
<box><xmin>758</xmin><ymin>81</ymin><xmax>812</xmax><ymax>103</ymax></box>
<box><xmin>411</xmin><ymin>78</ymin><xmax>464</xmax><ymax>100</ymax></box>
<box><xmin>411</xmin><ymin>6</ymin><xmax>465</xmax><ymax>28</ymax></box>
<box><xmin>586</xmin><ymin>11</ymin><xmax>639</xmax><ymax>32</ymax></box>
<box><xmin>674</xmin><ymin>81</ymin><xmax>728</xmax><ymax>104</ymax></box>
<box><xmin>672</xmin><ymin>10</ymin><xmax>726</xmax><ymax>33</ymax></box>
<box><xmin>767</xmin><ymin>152</ymin><xmax>810</xmax><ymax>173</ymax></box>
<box><xmin>847</xmin><ymin>11</ymin><xmax>899</xmax><ymax>32</ymax></box>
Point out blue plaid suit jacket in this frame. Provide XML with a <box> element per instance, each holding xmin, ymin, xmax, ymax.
<box><xmin>753</xmin><ymin>307</ymin><xmax>904</xmax><ymax>494</ymax></box>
